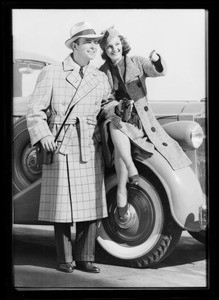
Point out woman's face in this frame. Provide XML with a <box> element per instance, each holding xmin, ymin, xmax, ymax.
<box><xmin>105</xmin><ymin>36</ymin><xmax>123</xmax><ymax>63</ymax></box>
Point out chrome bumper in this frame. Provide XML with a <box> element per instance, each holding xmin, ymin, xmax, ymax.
<box><xmin>199</xmin><ymin>203</ymin><xmax>207</xmax><ymax>230</ymax></box>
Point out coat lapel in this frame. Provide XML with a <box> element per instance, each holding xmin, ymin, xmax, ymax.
<box><xmin>63</xmin><ymin>55</ymin><xmax>99</xmax><ymax>111</ymax></box>
<box><xmin>100</xmin><ymin>56</ymin><xmax>141</xmax><ymax>86</ymax></box>
<box><xmin>71</xmin><ymin>67</ymin><xmax>98</xmax><ymax>106</ymax></box>
<box><xmin>66</xmin><ymin>70</ymin><xmax>81</xmax><ymax>89</ymax></box>
<box><xmin>124</xmin><ymin>56</ymin><xmax>141</xmax><ymax>83</ymax></box>
<box><xmin>63</xmin><ymin>54</ymin><xmax>81</xmax><ymax>88</ymax></box>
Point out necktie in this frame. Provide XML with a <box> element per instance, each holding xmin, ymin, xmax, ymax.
<box><xmin>79</xmin><ymin>66</ymin><xmax>84</xmax><ymax>79</ymax></box>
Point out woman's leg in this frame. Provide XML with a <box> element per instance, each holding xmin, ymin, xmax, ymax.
<box><xmin>110</xmin><ymin>122</ymin><xmax>138</xmax><ymax>178</ymax></box>
<box><xmin>114</xmin><ymin>147</ymin><xmax>129</xmax><ymax>210</ymax></box>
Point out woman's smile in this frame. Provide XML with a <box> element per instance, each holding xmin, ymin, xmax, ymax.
<box><xmin>105</xmin><ymin>36</ymin><xmax>123</xmax><ymax>63</ymax></box>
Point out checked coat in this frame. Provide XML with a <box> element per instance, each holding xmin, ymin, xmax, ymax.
<box><xmin>99</xmin><ymin>55</ymin><xmax>192</xmax><ymax>171</ymax></box>
<box><xmin>26</xmin><ymin>54</ymin><xmax>113</xmax><ymax>223</ymax></box>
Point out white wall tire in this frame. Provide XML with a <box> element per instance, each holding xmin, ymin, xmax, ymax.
<box><xmin>97</xmin><ymin>164</ymin><xmax>182</xmax><ymax>268</ymax></box>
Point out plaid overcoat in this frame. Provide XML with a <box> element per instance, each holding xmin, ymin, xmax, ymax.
<box><xmin>26</xmin><ymin>54</ymin><xmax>114</xmax><ymax>223</ymax></box>
<box><xmin>99</xmin><ymin>55</ymin><xmax>192</xmax><ymax>171</ymax></box>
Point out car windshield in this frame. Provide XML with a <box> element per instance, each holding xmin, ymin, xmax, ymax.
<box><xmin>13</xmin><ymin>59</ymin><xmax>47</xmax><ymax>97</ymax></box>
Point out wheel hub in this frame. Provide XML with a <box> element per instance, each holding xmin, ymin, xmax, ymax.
<box><xmin>115</xmin><ymin>204</ymin><xmax>138</xmax><ymax>229</ymax></box>
<box><xmin>103</xmin><ymin>185</ymin><xmax>156</xmax><ymax>246</ymax></box>
<box><xmin>22</xmin><ymin>146</ymin><xmax>42</xmax><ymax>181</ymax></box>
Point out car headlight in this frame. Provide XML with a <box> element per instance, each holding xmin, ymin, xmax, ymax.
<box><xmin>162</xmin><ymin>121</ymin><xmax>205</xmax><ymax>150</ymax></box>
<box><xmin>190</xmin><ymin>123</ymin><xmax>205</xmax><ymax>149</ymax></box>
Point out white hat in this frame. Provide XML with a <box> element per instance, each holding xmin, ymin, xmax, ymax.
<box><xmin>65</xmin><ymin>21</ymin><xmax>103</xmax><ymax>49</ymax></box>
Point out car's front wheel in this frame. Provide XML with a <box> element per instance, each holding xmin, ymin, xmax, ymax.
<box><xmin>96</xmin><ymin>164</ymin><xmax>182</xmax><ymax>268</ymax></box>
<box><xmin>13</xmin><ymin>116</ymin><xmax>42</xmax><ymax>194</ymax></box>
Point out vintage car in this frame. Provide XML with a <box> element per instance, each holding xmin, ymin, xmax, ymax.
<box><xmin>13</xmin><ymin>50</ymin><xmax>207</xmax><ymax>268</ymax></box>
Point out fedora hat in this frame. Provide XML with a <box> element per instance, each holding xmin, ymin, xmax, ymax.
<box><xmin>65</xmin><ymin>21</ymin><xmax>103</xmax><ymax>49</ymax></box>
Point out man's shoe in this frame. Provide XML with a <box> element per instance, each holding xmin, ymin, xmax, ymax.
<box><xmin>76</xmin><ymin>261</ymin><xmax>100</xmax><ymax>273</ymax></box>
<box><xmin>58</xmin><ymin>262</ymin><xmax>74</xmax><ymax>273</ymax></box>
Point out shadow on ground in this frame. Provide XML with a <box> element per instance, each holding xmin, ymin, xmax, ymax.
<box><xmin>13</xmin><ymin>227</ymin><xmax>206</xmax><ymax>271</ymax></box>
<box><xmin>95</xmin><ymin>235</ymin><xmax>206</xmax><ymax>269</ymax></box>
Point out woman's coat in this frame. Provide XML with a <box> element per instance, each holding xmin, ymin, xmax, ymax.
<box><xmin>99</xmin><ymin>55</ymin><xmax>192</xmax><ymax>171</ymax></box>
<box><xmin>26</xmin><ymin>54</ymin><xmax>112</xmax><ymax>223</ymax></box>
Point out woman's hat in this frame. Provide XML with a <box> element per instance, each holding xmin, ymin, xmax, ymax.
<box><xmin>65</xmin><ymin>21</ymin><xmax>103</xmax><ymax>49</ymax></box>
<box><xmin>99</xmin><ymin>26</ymin><xmax>120</xmax><ymax>50</ymax></box>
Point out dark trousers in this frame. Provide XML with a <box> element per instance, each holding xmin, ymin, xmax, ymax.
<box><xmin>54</xmin><ymin>220</ymin><xmax>97</xmax><ymax>263</ymax></box>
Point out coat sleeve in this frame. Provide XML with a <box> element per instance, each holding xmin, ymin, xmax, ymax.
<box><xmin>26</xmin><ymin>65</ymin><xmax>54</xmax><ymax>146</ymax></box>
<box><xmin>134</xmin><ymin>55</ymin><xmax>167</xmax><ymax>78</ymax></box>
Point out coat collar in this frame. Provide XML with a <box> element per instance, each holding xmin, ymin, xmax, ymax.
<box><xmin>123</xmin><ymin>56</ymin><xmax>141</xmax><ymax>83</ymax></box>
<box><xmin>102</xmin><ymin>56</ymin><xmax>141</xmax><ymax>84</ymax></box>
<box><xmin>63</xmin><ymin>54</ymin><xmax>98</xmax><ymax>79</ymax></box>
<box><xmin>62</xmin><ymin>54</ymin><xmax>99</xmax><ymax>111</ymax></box>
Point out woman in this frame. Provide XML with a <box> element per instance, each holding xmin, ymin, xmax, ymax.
<box><xmin>98</xmin><ymin>27</ymin><xmax>191</xmax><ymax>223</ymax></box>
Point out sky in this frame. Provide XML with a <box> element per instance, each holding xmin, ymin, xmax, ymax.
<box><xmin>12</xmin><ymin>9</ymin><xmax>207</xmax><ymax>101</ymax></box>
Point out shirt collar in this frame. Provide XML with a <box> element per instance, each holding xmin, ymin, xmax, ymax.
<box><xmin>63</xmin><ymin>54</ymin><xmax>89</xmax><ymax>72</ymax></box>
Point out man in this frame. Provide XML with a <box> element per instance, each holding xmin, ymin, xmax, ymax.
<box><xmin>26</xmin><ymin>21</ymin><xmax>116</xmax><ymax>273</ymax></box>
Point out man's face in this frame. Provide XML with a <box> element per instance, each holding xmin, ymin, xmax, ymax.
<box><xmin>74</xmin><ymin>37</ymin><xmax>99</xmax><ymax>62</ymax></box>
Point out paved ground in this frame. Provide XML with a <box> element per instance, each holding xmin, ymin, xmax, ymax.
<box><xmin>12</xmin><ymin>224</ymin><xmax>207</xmax><ymax>289</ymax></box>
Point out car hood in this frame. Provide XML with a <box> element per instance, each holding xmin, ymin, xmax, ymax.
<box><xmin>13</xmin><ymin>49</ymin><xmax>59</xmax><ymax>65</ymax></box>
<box><xmin>150</xmin><ymin>100</ymin><xmax>205</xmax><ymax>118</ymax></box>
<box><xmin>13</xmin><ymin>97</ymin><xmax>205</xmax><ymax>118</ymax></box>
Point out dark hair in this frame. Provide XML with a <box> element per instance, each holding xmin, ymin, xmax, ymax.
<box><xmin>101</xmin><ymin>35</ymin><xmax>131</xmax><ymax>61</ymax></box>
<box><xmin>70</xmin><ymin>38</ymin><xmax>80</xmax><ymax>50</ymax></box>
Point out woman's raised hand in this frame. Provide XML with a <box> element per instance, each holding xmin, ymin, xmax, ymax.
<box><xmin>149</xmin><ymin>50</ymin><xmax>159</xmax><ymax>62</ymax></box>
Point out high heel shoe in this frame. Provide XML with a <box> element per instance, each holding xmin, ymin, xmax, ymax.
<box><xmin>128</xmin><ymin>174</ymin><xmax>139</xmax><ymax>185</ymax></box>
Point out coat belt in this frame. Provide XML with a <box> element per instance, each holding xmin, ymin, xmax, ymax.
<box><xmin>50</xmin><ymin>115</ymin><xmax>97</xmax><ymax>162</ymax></box>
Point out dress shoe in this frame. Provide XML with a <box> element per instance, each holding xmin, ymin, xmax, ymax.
<box><xmin>129</xmin><ymin>174</ymin><xmax>139</xmax><ymax>185</ymax></box>
<box><xmin>76</xmin><ymin>261</ymin><xmax>100</xmax><ymax>273</ymax></box>
<box><xmin>58</xmin><ymin>262</ymin><xmax>74</xmax><ymax>273</ymax></box>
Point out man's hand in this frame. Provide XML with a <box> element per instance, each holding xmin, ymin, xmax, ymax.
<box><xmin>40</xmin><ymin>136</ymin><xmax>57</xmax><ymax>152</ymax></box>
<box><xmin>116</xmin><ymin>99</ymin><xmax>134</xmax><ymax>115</ymax></box>
<box><xmin>149</xmin><ymin>50</ymin><xmax>159</xmax><ymax>62</ymax></box>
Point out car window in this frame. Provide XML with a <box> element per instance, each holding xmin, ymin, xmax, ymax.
<box><xmin>13</xmin><ymin>60</ymin><xmax>46</xmax><ymax>97</ymax></box>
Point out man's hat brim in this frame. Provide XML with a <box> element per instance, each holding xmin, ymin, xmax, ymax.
<box><xmin>65</xmin><ymin>34</ymin><xmax>103</xmax><ymax>49</ymax></box>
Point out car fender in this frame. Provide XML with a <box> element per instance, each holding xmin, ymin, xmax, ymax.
<box><xmin>13</xmin><ymin>179</ymin><xmax>42</xmax><ymax>224</ymax></box>
<box><xmin>13</xmin><ymin>150</ymin><xmax>204</xmax><ymax>230</ymax></box>
<box><xmin>162</xmin><ymin>120</ymin><xmax>204</xmax><ymax>150</ymax></box>
<box><xmin>135</xmin><ymin>150</ymin><xmax>204</xmax><ymax>231</ymax></box>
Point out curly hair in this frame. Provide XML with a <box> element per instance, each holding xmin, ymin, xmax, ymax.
<box><xmin>100</xmin><ymin>35</ymin><xmax>131</xmax><ymax>61</ymax></box>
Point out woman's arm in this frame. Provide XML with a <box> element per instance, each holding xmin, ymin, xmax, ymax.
<box><xmin>134</xmin><ymin>52</ymin><xmax>167</xmax><ymax>77</ymax></box>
